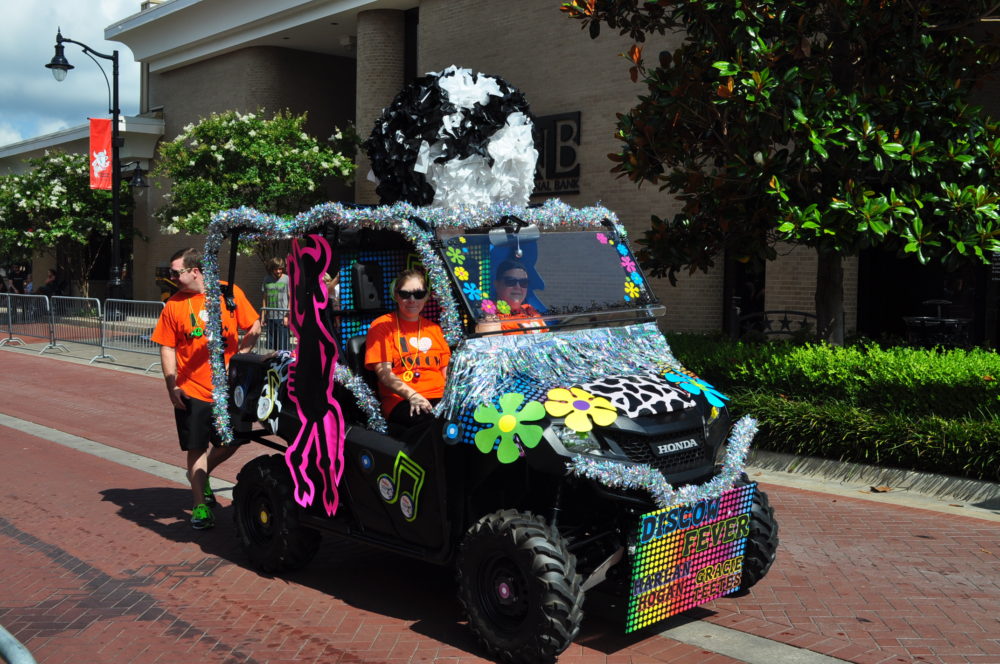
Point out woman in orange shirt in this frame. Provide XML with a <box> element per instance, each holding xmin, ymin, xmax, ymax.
<box><xmin>364</xmin><ymin>268</ymin><xmax>450</xmax><ymax>426</ymax></box>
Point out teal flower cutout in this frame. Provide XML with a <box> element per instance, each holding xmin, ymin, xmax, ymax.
<box><xmin>446</xmin><ymin>246</ymin><xmax>466</xmax><ymax>264</ymax></box>
<box><xmin>473</xmin><ymin>392</ymin><xmax>546</xmax><ymax>463</ymax></box>
<box><xmin>463</xmin><ymin>282</ymin><xmax>482</xmax><ymax>300</ymax></box>
<box><xmin>663</xmin><ymin>371</ymin><xmax>729</xmax><ymax>408</ymax></box>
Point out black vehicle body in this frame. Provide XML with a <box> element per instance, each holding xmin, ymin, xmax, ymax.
<box><xmin>209</xmin><ymin>201</ymin><xmax>778</xmax><ymax>663</ymax></box>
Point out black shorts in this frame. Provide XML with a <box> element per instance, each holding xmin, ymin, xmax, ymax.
<box><xmin>174</xmin><ymin>395</ymin><xmax>225</xmax><ymax>452</ymax></box>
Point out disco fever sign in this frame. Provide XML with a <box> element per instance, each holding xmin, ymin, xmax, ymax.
<box><xmin>626</xmin><ymin>483</ymin><xmax>756</xmax><ymax>632</ymax></box>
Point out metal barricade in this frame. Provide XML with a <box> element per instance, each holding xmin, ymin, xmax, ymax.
<box><xmin>257</xmin><ymin>306</ymin><xmax>292</xmax><ymax>352</ymax></box>
<box><xmin>49</xmin><ymin>296</ymin><xmax>112</xmax><ymax>362</ymax></box>
<box><xmin>0</xmin><ymin>294</ymin><xmax>67</xmax><ymax>355</ymax></box>
<box><xmin>101</xmin><ymin>299</ymin><xmax>165</xmax><ymax>373</ymax></box>
<box><xmin>0</xmin><ymin>293</ymin><xmax>9</xmax><ymax>344</ymax></box>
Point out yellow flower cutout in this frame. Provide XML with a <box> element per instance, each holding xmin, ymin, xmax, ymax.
<box><xmin>544</xmin><ymin>387</ymin><xmax>618</xmax><ymax>433</ymax></box>
<box><xmin>454</xmin><ymin>266</ymin><xmax>470</xmax><ymax>281</ymax></box>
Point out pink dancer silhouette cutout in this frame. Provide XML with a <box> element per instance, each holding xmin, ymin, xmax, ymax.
<box><xmin>285</xmin><ymin>235</ymin><xmax>346</xmax><ymax>516</ymax></box>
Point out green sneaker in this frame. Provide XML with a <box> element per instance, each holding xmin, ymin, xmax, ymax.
<box><xmin>190</xmin><ymin>503</ymin><xmax>215</xmax><ymax>530</ymax></box>
<box><xmin>203</xmin><ymin>480</ymin><xmax>218</xmax><ymax>507</ymax></box>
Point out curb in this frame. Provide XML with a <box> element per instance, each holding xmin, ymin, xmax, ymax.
<box><xmin>748</xmin><ymin>449</ymin><xmax>1000</xmax><ymax>510</ymax></box>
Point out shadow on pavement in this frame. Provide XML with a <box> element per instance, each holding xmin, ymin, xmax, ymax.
<box><xmin>98</xmin><ymin>485</ymin><xmax>655</xmax><ymax>659</ymax></box>
<box><xmin>99</xmin><ymin>485</ymin><xmax>486</xmax><ymax>657</ymax></box>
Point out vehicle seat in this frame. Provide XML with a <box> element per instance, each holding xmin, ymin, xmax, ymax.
<box><xmin>347</xmin><ymin>335</ymin><xmax>379</xmax><ymax>393</ymax></box>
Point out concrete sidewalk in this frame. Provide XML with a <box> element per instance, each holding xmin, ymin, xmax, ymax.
<box><xmin>1</xmin><ymin>345</ymin><xmax>998</xmax><ymax>663</ymax></box>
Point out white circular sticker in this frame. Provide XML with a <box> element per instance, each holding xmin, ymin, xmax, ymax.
<box><xmin>378</xmin><ymin>476</ymin><xmax>395</xmax><ymax>501</ymax></box>
<box><xmin>399</xmin><ymin>494</ymin><xmax>414</xmax><ymax>520</ymax></box>
<box><xmin>233</xmin><ymin>385</ymin><xmax>245</xmax><ymax>408</ymax></box>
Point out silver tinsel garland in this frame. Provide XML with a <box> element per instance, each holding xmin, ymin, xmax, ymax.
<box><xmin>436</xmin><ymin>322</ymin><xmax>683</xmax><ymax>419</ymax></box>
<box><xmin>200</xmin><ymin>198</ymin><xmax>622</xmax><ymax>444</ymax></box>
<box><xmin>567</xmin><ymin>415</ymin><xmax>758</xmax><ymax>509</ymax></box>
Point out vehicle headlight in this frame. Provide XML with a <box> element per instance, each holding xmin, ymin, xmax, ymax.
<box><xmin>553</xmin><ymin>425</ymin><xmax>603</xmax><ymax>455</ymax></box>
<box><xmin>707</xmin><ymin>405</ymin><xmax>722</xmax><ymax>426</ymax></box>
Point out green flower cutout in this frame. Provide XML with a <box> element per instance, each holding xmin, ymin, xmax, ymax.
<box><xmin>446</xmin><ymin>246</ymin><xmax>466</xmax><ymax>264</ymax></box>
<box><xmin>496</xmin><ymin>299</ymin><xmax>512</xmax><ymax>315</ymax></box>
<box><xmin>473</xmin><ymin>392</ymin><xmax>546</xmax><ymax>463</ymax></box>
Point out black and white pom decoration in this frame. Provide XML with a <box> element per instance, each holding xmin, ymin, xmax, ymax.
<box><xmin>363</xmin><ymin>65</ymin><xmax>538</xmax><ymax>208</ymax></box>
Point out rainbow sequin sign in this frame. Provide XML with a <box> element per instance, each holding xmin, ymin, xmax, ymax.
<box><xmin>626</xmin><ymin>482</ymin><xmax>756</xmax><ymax>632</ymax></box>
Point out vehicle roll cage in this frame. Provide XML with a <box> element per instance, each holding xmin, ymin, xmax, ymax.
<box><xmin>199</xmin><ymin>199</ymin><xmax>627</xmax><ymax>445</ymax></box>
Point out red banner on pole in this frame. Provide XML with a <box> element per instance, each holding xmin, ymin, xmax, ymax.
<box><xmin>89</xmin><ymin>118</ymin><xmax>112</xmax><ymax>190</ymax></box>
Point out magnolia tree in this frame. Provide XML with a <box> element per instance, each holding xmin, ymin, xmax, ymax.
<box><xmin>154</xmin><ymin>109</ymin><xmax>356</xmax><ymax>260</ymax></box>
<box><xmin>0</xmin><ymin>150</ymin><xmax>132</xmax><ymax>296</ymax></box>
<box><xmin>562</xmin><ymin>0</ymin><xmax>1000</xmax><ymax>343</ymax></box>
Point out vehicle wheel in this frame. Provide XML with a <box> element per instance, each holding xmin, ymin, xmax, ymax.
<box><xmin>456</xmin><ymin>509</ymin><xmax>584</xmax><ymax>664</ymax></box>
<box><xmin>233</xmin><ymin>454</ymin><xmax>320</xmax><ymax>573</ymax></box>
<box><xmin>735</xmin><ymin>478</ymin><xmax>779</xmax><ymax>590</ymax></box>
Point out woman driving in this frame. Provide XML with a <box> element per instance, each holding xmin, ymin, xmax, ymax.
<box><xmin>487</xmin><ymin>259</ymin><xmax>546</xmax><ymax>334</ymax></box>
<box><xmin>364</xmin><ymin>268</ymin><xmax>450</xmax><ymax>426</ymax></box>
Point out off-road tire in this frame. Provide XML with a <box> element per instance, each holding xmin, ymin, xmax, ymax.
<box><xmin>456</xmin><ymin>509</ymin><xmax>584</xmax><ymax>664</ymax></box>
<box><xmin>736</xmin><ymin>478</ymin><xmax>779</xmax><ymax>590</ymax></box>
<box><xmin>233</xmin><ymin>454</ymin><xmax>320</xmax><ymax>573</ymax></box>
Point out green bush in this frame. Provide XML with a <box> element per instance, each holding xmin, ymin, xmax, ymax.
<box><xmin>667</xmin><ymin>333</ymin><xmax>1000</xmax><ymax>480</ymax></box>
<box><xmin>732</xmin><ymin>391</ymin><xmax>999</xmax><ymax>482</ymax></box>
<box><xmin>668</xmin><ymin>334</ymin><xmax>1000</xmax><ymax>419</ymax></box>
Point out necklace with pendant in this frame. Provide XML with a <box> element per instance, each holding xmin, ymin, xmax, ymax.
<box><xmin>395</xmin><ymin>313</ymin><xmax>423</xmax><ymax>382</ymax></box>
<box><xmin>187</xmin><ymin>297</ymin><xmax>204</xmax><ymax>338</ymax></box>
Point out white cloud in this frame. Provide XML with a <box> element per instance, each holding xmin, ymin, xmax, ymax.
<box><xmin>0</xmin><ymin>0</ymin><xmax>140</xmax><ymax>148</ymax></box>
<box><xmin>0</xmin><ymin>122</ymin><xmax>24</xmax><ymax>147</ymax></box>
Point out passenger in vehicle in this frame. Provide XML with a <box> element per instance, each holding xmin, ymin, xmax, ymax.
<box><xmin>364</xmin><ymin>268</ymin><xmax>451</xmax><ymax>426</ymax></box>
<box><xmin>480</xmin><ymin>259</ymin><xmax>547</xmax><ymax>335</ymax></box>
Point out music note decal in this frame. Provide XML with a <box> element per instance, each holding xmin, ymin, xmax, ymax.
<box><xmin>376</xmin><ymin>452</ymin><xmax>426</xmax><ymax>522</ymax></box>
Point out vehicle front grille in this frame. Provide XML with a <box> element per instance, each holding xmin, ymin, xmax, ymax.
<box><xmin>608</xmin><ymin>428</ymin><xmax>711</xmax><ymax>476</ymax></box>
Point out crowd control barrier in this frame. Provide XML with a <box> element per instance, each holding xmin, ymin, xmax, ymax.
<box><xmin>101</xmin><ymin>299</ymin><xmax>165</xmax><ymax>372</ymax></box>
<box><xmin>0</xmin><ymin>294</ymin><xmax>67</xmax><ymax>355</ymax></box>
<box><xmin>256</xmin><ymin>306</ymin><xmax>292</xmax><ymax>353</ymax></box>
<box><xmin>49</xmin><ymin>296</ymin><xmax>112</xmax><ymax>363</ymax></box>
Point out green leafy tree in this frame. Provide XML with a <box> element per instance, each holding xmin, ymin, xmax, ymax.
<box><xmin>562</xmin><ymin>0</ymin><xmax>1000</xmax><ymax>343</ymax></box>
<box><xmin>0</xmin><ymin>150</ymin><xmax>132</xmax><ymax>296</ymax></box>
<box><xmin>154</xmin><ymin>109</ymin><xmax>356</xmax><ymax>243</ymax></box>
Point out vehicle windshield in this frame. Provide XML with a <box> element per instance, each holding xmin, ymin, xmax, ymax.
<box><xmin>437</xmin><ymin>226</ymin><xmax>661</xmax><ymax>333</ymax></box>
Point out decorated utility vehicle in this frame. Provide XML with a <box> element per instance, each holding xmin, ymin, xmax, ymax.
<box><xmin>200</xmin><ymin>67</ymin><xmax>778</xmax><ymax>664</ymax></box>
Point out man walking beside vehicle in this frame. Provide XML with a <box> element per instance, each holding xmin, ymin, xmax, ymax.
<box><xmin>152</xmin><ymin>248</ymin><xmax>261</xmax><ymax>529</ymax></box>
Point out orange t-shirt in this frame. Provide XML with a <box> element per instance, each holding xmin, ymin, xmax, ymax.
<box><xmin>500</xmin><ymin>303</ymin><xmax>548</xmax><ymax>335</ymax></box>
<box><xmin>151</xmin><ymin>284</ymin><xmax>259</xmax><ymax>402</ymax></box>
<box><xmin>364</xmin><ymin>313</ymin><xmax>451</xmax><ymax>416</ymax></box>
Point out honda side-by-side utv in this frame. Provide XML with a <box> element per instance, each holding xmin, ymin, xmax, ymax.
<box><xmin>199</xmin><ymin>199</ymin><xmax>778</xmax><ymax>663</ymax></box>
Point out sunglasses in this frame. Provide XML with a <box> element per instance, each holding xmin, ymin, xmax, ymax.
<box><xmin>169</xmin><ymin>267</ymin><xmax>195</xmax><ymax>278</ymax></box>
<box><xmin>397</xmin><ymin>288</ymin><xmax>428</xmax><ymax>300</ymax></box>
<box><xmin>501</xmin><ymin>277</ymin><xmax>530</xmax><ymax>288</ymax></box>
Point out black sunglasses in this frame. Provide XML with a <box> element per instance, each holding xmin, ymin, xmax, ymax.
<box><xmin>501</xmin><ymin>277</ymin><xmax>530</xmax><ymax>288</ymax></box>
<box><xmin>397</xmin><ymin>288</ymin><xmax>428</xmax><ymax>300</ymax></box>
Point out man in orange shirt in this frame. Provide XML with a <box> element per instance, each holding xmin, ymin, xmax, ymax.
<box><xmin>152</xmin><ymin>248</ymin><xmax>261</xmax><ymax>529</ymax></box>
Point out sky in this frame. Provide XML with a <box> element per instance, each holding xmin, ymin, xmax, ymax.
<box><xmin>0</xmin><ymin>0</ymin><xmax>141</xmax><ymax>148</ymax></box>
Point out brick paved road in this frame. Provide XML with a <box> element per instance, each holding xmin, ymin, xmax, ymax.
<box><xmin>1</xmin><ymin>350</ymin><xmax>998</xmax><ymax>663</ymax></box>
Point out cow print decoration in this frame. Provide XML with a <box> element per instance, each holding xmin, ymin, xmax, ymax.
<box><xmin>578</xmin><ymin>374</ymin><xmax>696</xmax><ymax>417</ymax></box>
<box><xmin>363</xmin><ymin>65</ymin><xmax>538</xmax><ymax>208</ymax></box>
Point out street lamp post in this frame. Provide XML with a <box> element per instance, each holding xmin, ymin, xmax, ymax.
<box><xmin>46</xmin><ymin>29</ymin><xmax>124</xmax><ymax>297</ymax></box>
